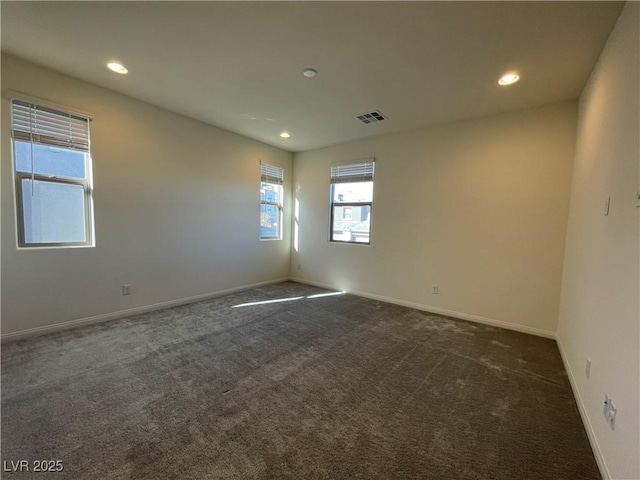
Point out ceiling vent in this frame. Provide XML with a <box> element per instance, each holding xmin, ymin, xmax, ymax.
<box><xmin>356</xmin><ymin>110</ymin><xmax>386</xmax><ymax>124</ymax></box>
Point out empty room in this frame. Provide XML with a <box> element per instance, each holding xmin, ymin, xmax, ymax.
<box><xmin>1</xmin><ymin>2</ymin><xmax>638</xmax><ymax>479</ymax></box>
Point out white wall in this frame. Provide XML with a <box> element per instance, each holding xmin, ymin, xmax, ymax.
<box><xmin>291</xmin><ymin>102</ymin><xmax>577</xmax><ymax>337</ymax></box>
<box><xmin>1</xmin><ymin>54</ymin><xmax>293</xmax><ymax>338</ymax></box>
<box><xmin>557</xmin><ymin>3</ymin><xmax>639</xmax><ymax>479</ymax></box>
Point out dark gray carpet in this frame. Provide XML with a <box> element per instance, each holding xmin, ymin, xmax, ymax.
<box><xmin>2</xmin><ymin>281</ymin><xmax>599</xmax><ymax>479</ymax></box>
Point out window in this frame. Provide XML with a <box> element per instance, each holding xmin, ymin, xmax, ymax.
<box><xmin>330</xmin><ymin>159</ymin><xmax>375</xmax><ymax>244</ymax></box>
<box><xmin>260</xmin><ymin>163</ymin><xmax>284</xmax><ymax>240</ymax></box>
<box><xmin>11</xmin><ymin>99</ymin><xmax>94</xmax><ymax>247</ymax></box>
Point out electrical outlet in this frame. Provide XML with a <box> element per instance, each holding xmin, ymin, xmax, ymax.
<box><xmin>432</xmin><ymin>285</ymin><xmax>439</xmax><ymax>295</ymax></box>
<box><xmin>122</xmin><ymin>284</ymin><xmax>132</xmax><ymax>295</ymax></box>
<box><xmin>585</xmin><ymin>358</ymin><xmax>591</xmax><ymax>379</ymax></box>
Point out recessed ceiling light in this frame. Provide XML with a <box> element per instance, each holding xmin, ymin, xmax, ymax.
<box><xmin>303</xmin><ymin>68</ymin><xmax>317</xmax><ymax>78</ymax></box>
<box><xmin>107</xmin><ymin>62</ymin><xmax>128</xmax><ymax>74</ymax></box>
<box><xmin>498</xmin><ymin>71</ymin><xmax>519</xmax><ymax>86</ymax></box>
<box><xmin>280</xmin><ymin>132</ymin><xmax>291</xmax><ymax>138</ymax></box>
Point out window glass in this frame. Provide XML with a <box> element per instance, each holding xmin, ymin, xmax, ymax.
<box><xmin>260</xmin><ymin>182</ymin><xmax>281</xmax><ymax>204</ymax></box>
<box><xmin>15</xmin><ymin>141</ymin><xmax>86</xmax><ymax>179</ymax></box>
<box><xmin>332</xmin><ymin>205</ymin><xmax>371</xmax><ymax>243</ymax></box>
<box><xmin>332</xmin><ymin>182</ymin><xmax>373</xmax><ymax>203</ymax></box>
<box><xmin>260</xmin><ymin>201</ymin><xmax>281</xmax><ymax>239</ymax></box>
<box><xmin>21</xmin><ymin>179</ymin><xmax>86</xmax><ymax>244</ymax></box>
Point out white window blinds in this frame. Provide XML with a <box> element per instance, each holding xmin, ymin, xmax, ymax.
<box><xmin>261</xmin><ymin>163</ymin><xmax>284</xmax><ymax>184</ymax></box>
<box><xmin>330</xmin><ymin>159</ymin><xmax>375</xmax><ymax>183</ymax></box>
<box><xmin>11</xmin><ymin>100</ymin><xmax>90</xmax><ymax>152</ymax></box>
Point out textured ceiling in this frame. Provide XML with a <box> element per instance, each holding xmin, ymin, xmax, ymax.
<box><xmin>1</xmin><ymin>1</ymin><xmax>624</xmax><ymax>152</ymax></box>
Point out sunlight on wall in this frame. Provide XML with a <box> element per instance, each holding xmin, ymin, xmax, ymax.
<box><xmin>294</xmin><ymin>196</ymin><xmax>300</xmax><ymax>252</ymax></box>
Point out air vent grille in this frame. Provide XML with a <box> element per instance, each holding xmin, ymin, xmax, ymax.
<box><xmin>356</xmin><ymin>110</ymin><xmax>386</xmax><ymax>124</ymax></box>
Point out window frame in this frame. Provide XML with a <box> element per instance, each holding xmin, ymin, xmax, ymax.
<box><xmin>260</xmin><ymin>162</ymin><xmax>284</xmax><ymax>241</ymax></box>
<box><xmin>329</xmin><ymin>159</ymin><xmax>375</xmax><ymax>246</ymax></box>
<box><xmin>10</xmin><ymin>97</ymin><xmax>95</xmax><ymax>249</ymax></box>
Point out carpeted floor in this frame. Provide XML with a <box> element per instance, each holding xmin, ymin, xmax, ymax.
<box><xmin>1</xmin><ymin>281</ymin><xmax>599</xmax><ymax>479</ymax></box>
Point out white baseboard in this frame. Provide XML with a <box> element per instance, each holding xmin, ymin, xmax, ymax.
<box><xmin>1</xmin><ymin>277</ymin><xmax>290</xmax><ymax>343</ymax></box>
<box><xmin>556</xmin><ymin>334</ymin><xmax>609</xmax><ymax>480</ymax></box>
<box><xmin>289</xmin><ymin>276</ymin><xmax>556</xmax><ymax>339</ymax></box>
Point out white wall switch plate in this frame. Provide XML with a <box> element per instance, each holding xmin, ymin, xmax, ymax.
<box><xmin>122</xmin><ymin>284</ymin><xmax>132</xmax><ymax>295</ymax></box>
<box><xmin>608</xmin><ymin>400</ymin><xmax>617</xmax><ymax>430</ymax></box>
<box><xmin>604</xmin><ymin>196</ymin><xmax>610</xmax><ymax>216</ymax></box>
<box><xmin>431</xmin><ymin>285</ymin><xmax>439</xmax><ymax>295</ymax></box>
<box><xmin>603</xmin><ymin>393</ymin><xmax>617</xmax><ymax>430</ymax></box>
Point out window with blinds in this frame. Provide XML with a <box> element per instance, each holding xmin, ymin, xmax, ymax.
<box><xmin>260</xmin><ymin>163</ymin><xmax>284</xmax><ymax>240</ymax></box>
<box><xmin>329</xmin><ymin>159</ymin><xmax>375</xmax><ymax>244</ymax></box>
<box><xmin>11</xmin><ymin>99</ymin><xmax>94</xmax><ymax>247</ymax></box>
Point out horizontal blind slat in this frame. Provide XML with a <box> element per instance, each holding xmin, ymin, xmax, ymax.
<box><xmin>330</xmin><ymin>160</ymin><xmax>375</xmax><ymax>183</ymax></box>
<box><xmin>12</xmin><ymin>131</ymin><xmax>89</xmax><ymax>150</ymax></box>
<box><xmin>13</xmin><ymin>121</ymin><xmax>88</xmax><ymax>139</ymax></box>
<box><xmin>13</xmin><ymin>114</ymin><xmax>88</xmax><ymax>131</ymax></box>
<box><xmin>12</xmin><ymin>101</ymin><xmax>87</xmax><ymax>122</ymax></box>
<box><xmin>13</xmin><ymin>108</ymin><xmax>88</xmax><ymax>125</ymax></box>
<box><xmin>11</xmin><ymin>100</ymin><xmax>90</xmax><ymax>152</ymax></box>
<box><xmin>261</xmin><ymin>163</ymin><xmax>284</xmax><ymax>184</ymax></box>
